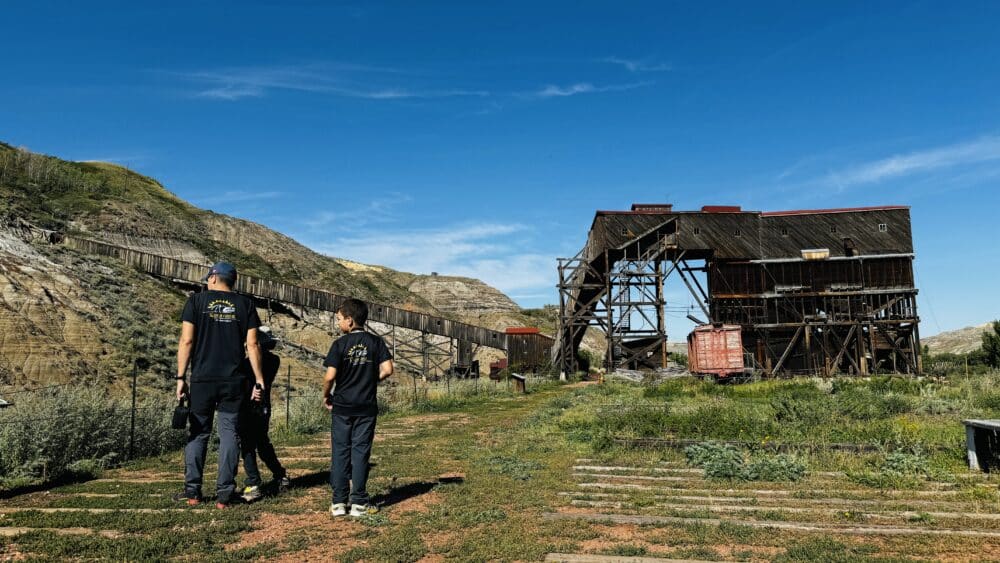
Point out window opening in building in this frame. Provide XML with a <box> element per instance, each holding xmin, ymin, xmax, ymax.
<box><xmin>878</xmin><ymin>223</ymin><xmax>888</xmax><ymax>232</ymax></box>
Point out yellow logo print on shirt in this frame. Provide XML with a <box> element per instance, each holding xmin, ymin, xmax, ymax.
<box><xmin>207</xmin><ymin>299</ymin><xmax>237</xmax><ymax>322</ymax></box>
<box><xmin>346</xmin><ymin>343</ymin><xmax>370</xmax><ymax>366</ymax></box>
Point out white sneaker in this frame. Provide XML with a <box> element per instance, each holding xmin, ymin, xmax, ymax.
<box><xmin>241</xmin><ymin>486</ymin><xmax>262</xmax><ymax>502</ymax></box>
<box><xmin>350</xmin><ymin>503</ymin><xmax>377</xmax><ymax>517</ymax></box>
<box><xmin>330</xmin><ymin>502</ymin><xmax>347</xmax><ymax>517</ymax></box>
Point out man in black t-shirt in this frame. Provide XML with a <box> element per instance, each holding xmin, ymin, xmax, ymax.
<box><xmin>322</xmin><ymin>298</ymin><xmax>393</xmax><ymax>518</ymax></box>
<box><xmin>175</xmin><ymin>262</ymin><xmax>265</xmax><ymax>509</ymax></box>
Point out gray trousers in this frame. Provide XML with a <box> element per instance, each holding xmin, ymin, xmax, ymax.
<box><xmin>184</xmin><ymin>381</ymin><xmax>243</xmax><ymax>504</ymax></box>
<box><xmin>330</xmin><ymin>413</ymin><xmax>376</xmax><ymax>505</ymax></box>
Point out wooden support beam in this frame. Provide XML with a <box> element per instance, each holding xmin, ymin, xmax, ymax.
<box><xmin>879</xmin><ymin>329</ymin><xmax>914</xmax><ymax>373</ymax></box>
<box><xmin>829</xmin><ymin>325</ymin><xmax>861</xmax><ymax>375</ymax></box>
<box><xmin>676</xmin><ymin>264</ymin><xmax>711</xmax><ymax>322</ymax></box>
<box><xmin>771</xmin><ymin>325</ymin><xmax>803</xmax><ymax>376</ymax></box>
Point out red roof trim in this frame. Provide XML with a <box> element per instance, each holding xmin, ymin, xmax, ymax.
<box><xmin>505</xmin><ymin>327</ymin><xmax>541</xmax><ymax>335</ymax></box>
<box><xmin>596</xmin><ymin>209</ymin><xmax>678</xmax><ymax>215</ymax></box>
<box><xmin>592</xmin><ymin>205</ymin><xmax>909</xmax><ymax>228</ymax></box>
<box><xmin>761</xmin><ymin>205</ymin><xmax>909</xmax><ymax>217</ymax></box>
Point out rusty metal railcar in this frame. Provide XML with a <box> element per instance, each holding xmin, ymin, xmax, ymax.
<box><xmin>687</xmin><ymin>324</ymin><xmax>746</xmax><ymax>379</ymax></box>
<box><xmin>557</xmin><ymin>204</ymin><xmax>920</xmax><ymax>377</ymax></box>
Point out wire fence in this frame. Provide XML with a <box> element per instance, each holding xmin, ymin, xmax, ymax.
<box><xmin>0</xmin><ymin>367</ymin><xmax>555</xmax><ymax>428</ymax></box>
<box><xmin>0</xmin><ymin>358</ymin><xmax>558</xmax><ymax>488</ymax></box>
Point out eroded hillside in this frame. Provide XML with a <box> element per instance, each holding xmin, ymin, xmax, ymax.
<box><xmin>0</xmin><ymin>143</ymin><xmax>566</xmax><ymax>387</ymax></box>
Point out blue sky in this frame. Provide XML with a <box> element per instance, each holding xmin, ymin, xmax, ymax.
<box><xmin>2</xmin><ymin>1</ymin><xmax>998</xmax><ymax>336</ymax></box>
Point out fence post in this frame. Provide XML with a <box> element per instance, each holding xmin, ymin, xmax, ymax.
<box><xmin>447</xmin><ymin>338</ymin><xmax>453</xmax><ymax>395</ymax></box>
<box><xmin>286</xmin><ymin>365</ymin><xmax>291</xmax><ymax>427</ymax></box>
<box><xmin>129</xmin><ymin>360</ymin><xmax>137</xmax><ymax>460</ymax></box>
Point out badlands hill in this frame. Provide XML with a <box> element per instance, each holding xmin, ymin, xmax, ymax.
<box><xmin>923</xmin><ymin>322</ymin><xmax>996</xmax><ymax>355</ymax></box>
<box><xmin>0</xmin><ymin>143</ymin><xmax>556</xmax><ymax>389</ymax></box>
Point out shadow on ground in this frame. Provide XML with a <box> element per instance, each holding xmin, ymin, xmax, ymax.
<box><xmin>260</xmin><ymin>470</ymin><xmax>465</xmax><ymax>507</ymax></box>
<box><xmin>372</xmin><ymin>476</ymin><xmax>465</xmax><ymax>508</ymax></box>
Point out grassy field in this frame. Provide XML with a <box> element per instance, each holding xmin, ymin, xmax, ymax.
<box><xmin>3</xmin><ymin>374</ymin><xmax>1000</xmax><ymax>561</ymax></box>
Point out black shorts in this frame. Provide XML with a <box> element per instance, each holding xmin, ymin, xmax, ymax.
<box><xmin>190</xmin><ymin>380</ymin><xmax>245</xmax><ymax>414</ymax></box>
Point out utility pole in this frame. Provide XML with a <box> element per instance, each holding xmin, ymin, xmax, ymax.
<box><xmin>129</xmin><ymin>360</ymin><xmax>137</xmax><ymax>460</ymax></box>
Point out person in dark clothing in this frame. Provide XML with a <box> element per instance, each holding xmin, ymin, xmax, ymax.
<box><xmin>322</xmin><ymin>298</ymin><xmax>393</xmax><ymax>517</ymax></box>
<box><xmin>239</xmin><ymin>326</ymin><xmax>289</xmax><ymax>501</ymax></box>
<box><xmin>175</xmin><ymin>262</ymin><xmax>265</xmax><ymax>509</ymax></box>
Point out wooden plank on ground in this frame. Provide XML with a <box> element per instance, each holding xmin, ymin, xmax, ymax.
<box><xmin>573</xmin><ymin>464</ymin><xmax>843</xmax><ymax>478</ymax></box>
<box><xmin>0</xmin><ymin>527</ymin><xmax>123</xmax><ymax>538</ymax></box>
<box><xmin>558</xmin><ymin>491</ymin><xmax>985</xmax><ymax>510</ymax></box>
<box><xmin>0</xmin><ymin>507</ymin><xmax>199</xmax><ymax>514</ymax></box>
<box><xmin>576</xmin><ymin>482</ymin><xmax>964</xmax><ymax>498</ymax></box>
<box><xmin>545</xmin><ymin>554</ymin><xmax>719</xmax><ymax>563</ymax></box>
<box><xmin>91</xmin><ymin>478</ymin><xmax>180</xmax><ymax>484</ymax></box>
<box><xmin>567</xmin><ymin>499</ymin><xmax>1000</xmax><ymax>521</ymax></box>
<box><xmin>542</xmin><ymin>512</ymin><xmax>1000</xmax><ymax>538</ymax></box>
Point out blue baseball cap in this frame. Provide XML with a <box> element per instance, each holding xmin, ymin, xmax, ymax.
<box><xmin>201</xmin><ymin>261</ymin><xmax>237</xmax><ymax>283</ymax></box>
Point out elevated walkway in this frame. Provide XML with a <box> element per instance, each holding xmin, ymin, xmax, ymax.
<box><xmin>64</xmin><ymin>236</ymin><xmax>508</xmax><ymax>351</ymax></box>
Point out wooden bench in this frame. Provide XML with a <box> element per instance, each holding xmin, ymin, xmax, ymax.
<box><xmin>963</xmin><ymin>419</ymin><xmax>1000</xmax><ymax>471</ymax></box>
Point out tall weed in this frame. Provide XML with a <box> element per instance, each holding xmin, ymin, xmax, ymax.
<box><xmin>684</xmin><ymin>442</ymin><xmax>807</xmax><ymax>482</ymax></box>
<box><xmin>0</xmin><ymin>386</ymin><xmax>183</xmax><ymax>485</ymax></box>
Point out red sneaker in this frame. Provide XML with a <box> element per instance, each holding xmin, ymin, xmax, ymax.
<box><xmin>173</xmin><ymin>492</ymin><xmax>200</xmax><ymax>506</ymax></box>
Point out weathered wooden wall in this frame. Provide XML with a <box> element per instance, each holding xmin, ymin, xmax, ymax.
<box><xmin>507</xmin><ymin>332</ymin><xmax>555</xmax><ymax>371</ymax></box>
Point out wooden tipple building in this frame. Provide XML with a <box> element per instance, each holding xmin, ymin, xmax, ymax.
<box><xmin>556</xmin><ymin>204</ymin><xmax>920</xmax><ymax>377</ymax></box>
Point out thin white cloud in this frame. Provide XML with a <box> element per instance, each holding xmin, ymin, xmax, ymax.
<box><xmin>194</xmin><ymin>190</ymin><xmax>284</xmax><ymax>206</ymax></box>
<box><xmin>599</xmin><ymin>56</ymin><xmax>671</xmax><ymax>73</ymax></box>
<box><xmin>177</xmin><ymin>64</ymin><xmax>489</xmax><ymax>101</ymax></box>
<box><xmin>197</xmin><ymin>84</ymin><xmax>265</xmax><ymax>101</ymax></box>
<box><xmin>533</xmin><ymin>81</ymin><xmax>652</xmax><ymax>99</ymax></box>
<box><xmin>825</xmin><ymin>136</ymin><xmax>1000</xmax><ymax>188</ymax></box>
<box><xmin>310</xmin><ymin>223</ymin><xmax>556</xmax><ymax>298</ymax></box>
<box><xmin>303</xmin><ymin>192</ymin><xmax>414</xmax><ymax>231</ymax></box>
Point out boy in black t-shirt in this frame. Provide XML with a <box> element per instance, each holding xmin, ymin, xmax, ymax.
<box><xmin>322</xmin><ymin>298</ymin><xmax>393</xmax><ymax>517</ymax></box>
<box><xmin>239</xmin><ymin>326</ymin><xmax>289</xmax><ymax>500</ymax></box>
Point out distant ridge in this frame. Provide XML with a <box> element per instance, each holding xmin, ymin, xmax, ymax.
<box><xmin>923</xmin><ymin>322</ymin><xmax>994</xmax><ymax>355</ymax></box>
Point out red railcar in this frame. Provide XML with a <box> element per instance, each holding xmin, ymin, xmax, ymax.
<box><xmin>687</xmin><ymin>324</ymin><xmax>747</xmax><ymax>379</ymax></box>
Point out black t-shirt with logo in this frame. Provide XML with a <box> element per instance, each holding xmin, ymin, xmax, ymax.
<box><xmin>323</xmin><ymin>330</ymin><xmax>392</xmax><ymax>416</ymax></box>
<box><xmin>181</xmin><ymin>290</ymin><xmax>260</xmax><ymax>383</ymax></box>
